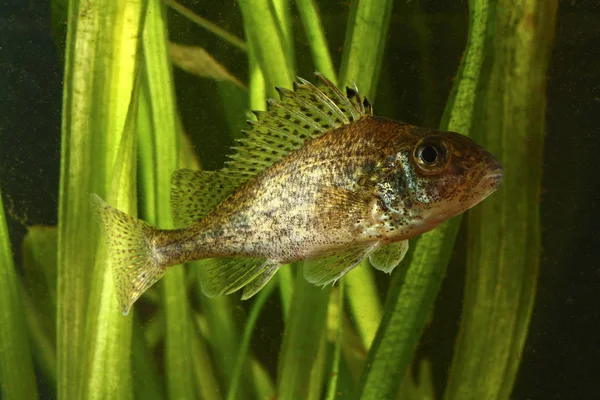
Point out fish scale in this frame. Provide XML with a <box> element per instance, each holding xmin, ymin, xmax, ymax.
<box><xmin>91</xmin><ymin>73</ymin><xmax>502</xmax><ymax>315</ymax></box>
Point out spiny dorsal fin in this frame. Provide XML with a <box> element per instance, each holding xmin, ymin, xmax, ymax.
<box><xmin>223</xmin><ymin>72</ymin><xmax>373</xmax><ymax>180</ymax></box>
<box><xmin>171</xmin><ymin>169</ymin><xmax>244</xmax><ymax>227</ymax></box>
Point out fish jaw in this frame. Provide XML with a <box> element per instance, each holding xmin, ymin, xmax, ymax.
<box><xmin>420</xmin><ymin>158</ymin><xmax>503</xmax><ymax>224</ymax></box>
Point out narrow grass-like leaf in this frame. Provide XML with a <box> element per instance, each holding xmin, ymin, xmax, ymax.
<box><xmin>250</xmin><ymin>359</ymin><xmax>276</xmax><ymax>400</ymax></box>
<box><xmin>337</xmin><ymin>0</ymin><xmax>393</xmax><ymax>352</ymax></box>
<box><xmin>81</xmin><ymin>84</ymin><xmax>139</xmax><ymax>399</ymax></box>
<box><xmin>165</xmin><ymin>0</ymin><xmax>248</xmax><ymax>52</ymax></box>
<box><xmin>325</xmin><ymin>284</ymin><xmax>345</xmax><ymax>400</ymax></box>
<box><xmin>196</xmin><ymin>292</ymin><xmax>240</xmax><ymax>386</ymax></box>
<box><xmin>398</xmin><ymin>360</ymin><xmax>435</xmax><ymax>400</ymax></box>
<box><xmin>227</xmin><ymin>280</ymin><xmax>277</xmax><ymax>400</ymax></box>
<box><xmin>190</xmin><ymin>317</ymin><xmax>222</xmax><ymax>400</ymax></box>
<box><xmin>444</xmin><ymin>1</ymin><xmax>558</xmax><ymax>398</ymax></box>
<box><xmin>344</xmin><ymin>262</ymin><xmax>382</xmax><ymax>349</ymax></box>
<box><xmin>21</xmin><ymin>287</ymin><xmax>57</xmax><ymax>391</ymax></box>
<box><xmin>131</xmin><ymin>316</ymin><xmax>165</xmax><ymax>400</ymax></box>
<box><xmin>339</xmin><ymin>0</ymin><xmax>394</xmax><ymax>102</ymax></box>
<box><xmin>21</xmin><ymin>227</ymin><xmax>58</xmax><ymax>390</ymax></box>
<box><xmin>341</xmin><ymin>313</ymin><xmax>368</xmax><ymax>382</ymax></box>
<box><xmin>169</xmin><ymin>43</ymin><xmax>246</xmax><ymax>88</ymax></box>
<box><xmin>238</xmin><ymin>0</ymin><xmax>295</xmax><ymax>90</ymax></box>
<box><xmin>354</xmin><ymin>1</ymin><xmax>496</xmax><ymax>398</ymax></box>
<box><xmin>271</xmin><ymin>0</ymin><xmax>296</xmax><ymax>74</ymax></box>
<box><xmin>138</xmin><ymin>0</ymin><xmax>195</xmax><ymax>397</ymax></box>
<box><xmin>296</xmin><ymin>0</ymin><xmax>336</xmax><ymax>81</ymax></box>
<box><xmin>58</xmin><ymin>0</ymin><xmax>145</xmax><ymax>397</ymax></box>
<box><xmin>21</xmin><ymin>226</ymin><xmax>58</xmax><ymax>373</ymax></box>
<box><xmin>247</xmin><ymin>44</ymin><xmax>266</xmax><ymax>112</ymax></box>
<box><xmin>22</xmin><ymin>226</ymin><xmax>58</xmax><ymax>312</ymax></box>
<box><xmin>277</xmin><ymin>275</ymin><xmax>331</xmax><ymax>400</ymax></box>
<box><xmin>277</xmin><ymin>266</ymin><xmax>293</xmax><ymax>321</ymax></box>
<box><xmin>0</xmin><ymin>189</ymin><xmax>38</xmax><ymax>400</ymax></box>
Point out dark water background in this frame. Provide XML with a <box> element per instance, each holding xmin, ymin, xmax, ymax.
<box><xmin>1</xmin><ymin>0</ymin><xmax>599</xmax><ymax>398</ymax></box>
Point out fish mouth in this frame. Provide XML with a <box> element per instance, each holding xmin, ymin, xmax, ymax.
<box><xmin>481</xmin><ymin>167</ymin><xmax>503</xmax><ymax>188</ymax></box>
<box><xmin>470</xmin><ymin>166</ymin><xmax>503</xmax><ymax>201</ymax></box>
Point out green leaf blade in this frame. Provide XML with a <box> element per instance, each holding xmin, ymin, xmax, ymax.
<box><xmin>444</xmin><ymin>1</ymin><xmax>558</xmax><ymax>398</ymax></box>
<box><xmin>0</xmin><ymin>189</ymin><xmax>38</xmax><ymax>400</ymax></box>
<box><xmin>138</xmin><ymin>0</ymin><xmax>196</xmax><ymax>397</ymax></box>
<box><xmin>57</xmin><ymin>0</ymin><xmax>146</xmax><ymax>397</ymax></box>
<box><xmin>339</xmin><ymin>0</ymin><xmax>394</xmax><ymax>102</ymax></box>
<box><xmin>354</xmin><ymin>0</ymin><xmax>496</xmax><ymax>398</ymax></box>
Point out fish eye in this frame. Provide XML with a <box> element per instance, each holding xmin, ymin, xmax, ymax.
<box><xmin>413</xmin><ymin>137</ymin><xmax>450</xmax><ymax>174</ymax></box>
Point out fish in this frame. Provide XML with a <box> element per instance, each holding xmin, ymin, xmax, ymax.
<box><xmin>91</xmin><ymin>72</ymin><xmax>503</xmax><ymax>315</ymax></box>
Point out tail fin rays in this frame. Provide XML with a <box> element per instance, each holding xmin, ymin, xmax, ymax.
<box><xmin>90</xmin><ymin>194</ymin><xmax>163</xmax><ymax>315</ymax></box>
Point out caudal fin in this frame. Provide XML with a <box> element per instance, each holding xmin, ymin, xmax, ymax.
<box><xmin>90</xmin><ymin>194</ymin><xmax>164</xmax><ymax>315</ymax></box>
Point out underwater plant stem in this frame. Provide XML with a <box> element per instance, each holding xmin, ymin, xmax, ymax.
<box><xmin>296</xmin><ymin>0</ymin><xmax>337</xmax><ymax>82</ymax></box>
<box><xmin>227</xmin><ymin>280</ymin><xmax>276</xmax><ymax>400</ymax></box>
<box><xmin>354</xmin><ymin>1</ymin><xmax>495</xmax><ymax>398</ymax></box>
<box><xmin>339</xmin><ymin>0</ymin><xmax>394</xmax><ymax>103</ymax></box>
<box><xmin>0</xmin><ymin>188</ymin><xmax>38</xmax><ymax>400</ymax></box>
<box><xmin>165</xmin><ymin>0</ymin><xmax>248</xmax><ymax>52</ymax></box>
<box><xmin>444</xmin><ymin>1</ymin><xmax>558</xmax><ymax>399</ymax></box>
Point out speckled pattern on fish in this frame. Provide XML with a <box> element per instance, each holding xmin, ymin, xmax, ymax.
<box><xmin>91</xmin><ymin>73</ymin><xmax>502</xmax><ymax>315</ymax></box>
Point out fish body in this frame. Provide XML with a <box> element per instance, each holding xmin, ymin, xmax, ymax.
<box><xmin>92</xmin><ymin>73</ymin><xmax>502</xmax><ymax>315</ymax></box>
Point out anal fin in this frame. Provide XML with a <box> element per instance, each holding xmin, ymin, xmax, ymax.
<box><xmin>303</xmin><ymin>244</ymin><xmax>376</xmax><ymax>286</ymax></box>
<box><xmin>197</xmin><ymin>257</ymin><xmax>270</xmax><ymax>298</ymax></box>
<box><xmin>241</xmin><ymin>261</ymin><xmax>280</xmax><ymax>300</ymax></box>
<box><xmin>368</xmin><ymin>240</ymin><xmax>409</xmax><ymax>274</ymax></box>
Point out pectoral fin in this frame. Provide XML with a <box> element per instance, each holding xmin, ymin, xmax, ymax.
<box><xmin>303</xmin><ymin>244</ymin><xmax>376</xmax><ymax>286</ymax></box>
<box><xmin>197</xmin><ymin>257</ymin><xmax>270</xmax><ymax>297</ymax></box>
<box><xmin>368</xmin><ymin>240</ymin><xmax>409</xmax><ymax>274</ymax></box>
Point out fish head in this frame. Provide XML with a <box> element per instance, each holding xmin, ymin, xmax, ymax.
<box><xmin>389</xmin><ymin>128</ymin><xmax>503</xmax><ymax>231</ymax></box>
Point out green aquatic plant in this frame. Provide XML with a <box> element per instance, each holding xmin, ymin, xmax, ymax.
<box><xmin>1</xmin><ymin>0</ymin><xmax>557</xmax><ymax>399</ymax></box>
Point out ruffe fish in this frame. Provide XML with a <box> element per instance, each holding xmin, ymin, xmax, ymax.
<box><xmin>92</xmin><ymin>73</ymin><xmax>503</xmax><ymax>315</ymax></box>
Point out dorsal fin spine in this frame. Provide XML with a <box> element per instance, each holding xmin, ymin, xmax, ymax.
<box><xmin>284</xmin><ymin>91</ymin><xmax>340</xmax><ymax>128</ymax></box>
<box><xmin>296</xmin><ymin>78</ymin><xmax>349</xmax><ymax>124</ymax></box>
<box><xmin>250</xmin><ymin>121</ymin><xmax>307</xmax><ymax>146</ymax></box>
<box><xmin>219</xmin><ymin>73</ymin><xmax>372</xmax><ymax>184</ymax></box>
<box><xmin>314</xmin><ymin>72</ymin><xmax>361</xmax><ymax>121</ymax></box>
<box><xmin>268</xmin><ymin>100</ymin><xmax>326</xmax><ymax>134</ymax></box>
<box><xmin>236</xmin><ymin>138</ymin><xmax>287</xmax><ymax>156</ymax></box>
<box><xmin>249</xmin><ymin>131</ymin><xmax>300</xmax><ymax>150</ymax></box>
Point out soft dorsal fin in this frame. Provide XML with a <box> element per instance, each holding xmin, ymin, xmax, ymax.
<box><xmin>171</xmin><ymin>169</ymin><xmax>243</xmax><ymax>227</ymax></box>
<box><xmin>222</xmin><ymin>72</ymin><xmax>373</xmax><ymax>180</ymax></box>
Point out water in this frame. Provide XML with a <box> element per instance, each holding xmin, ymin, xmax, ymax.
<box><xmin>1</xmin><ymin>1</ymin><xmax>598</xmax><ymax>399</ymax></box>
